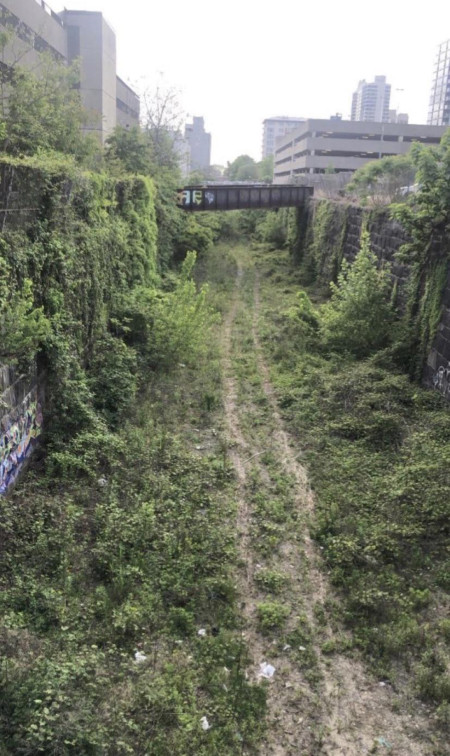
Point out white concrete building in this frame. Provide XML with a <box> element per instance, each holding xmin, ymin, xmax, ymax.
<box><xmin>262</xmin><ymin>117</ymin><xmax>306</xmax><ymax>158</ymax></box>
<box><xmin>351</xmin><ymin>76</ymin><xmax>391</xmax><ymax>123</ymax></box>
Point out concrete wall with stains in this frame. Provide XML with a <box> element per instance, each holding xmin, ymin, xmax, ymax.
<box><xmin>0</xmin><ymin>365</ymin><xmax>44</xmax><ymax>495</ymax></box>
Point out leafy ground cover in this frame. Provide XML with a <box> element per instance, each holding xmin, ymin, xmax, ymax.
<box><xmin>0</xmin><ymin>248</ymin><xmax>266</xmax><ymax>755</ymax></box>
<box><xmin>255</xmin><ymin>244</ymin><xmax>450</xmax><ymax>729</ymax></box>
<box><xmin>217</xmin><ymin>242</ymin><xmax>444</xmax><ymax>755</ymax></box>
<box><xmin>2</xmin><ymin>234</ymin><xmax>449</xmax><ymax>754</ymax></box>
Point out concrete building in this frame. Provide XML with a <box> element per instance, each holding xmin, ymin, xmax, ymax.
<box><xmin>273</xmin><ymin>118</ymin><xmax>446</xmax><ymax>182</ymax></box>
<box><xmin>428</xmin><ymin>39</ymin><xmax>450</xmax><ymax>126</ymax></box>
<box><xmin>388</xmin><ymin>110</ymin><xmax>409</xmax><ymax>124</ymax></box>
<box><xmin>262</xmin><ymin>116</ymin><xmax>305</xmax><ymax>158</ymax></box>
<box><xmin>184</xmin><ymin>116</ymin><xmax>211</xmax><ymax>172</ymax></box>
<box><xmin>351</xmin><ymin>76</ymin><xmax>391</xmax><ymax>123</ymax></box>
<box><xmin>172</xmin><ymin>132</ymin><xmax>191</xmax><ymax>177</ymax></box>
<box><xmin>0</xmin><ymin>0</ymin><xmax>139</xmax><ymax>143</ymax></box>
<box><xmin>116</xmin><ymin>76</ymin><xmax>140</xmax><ymax>131</ymax></box>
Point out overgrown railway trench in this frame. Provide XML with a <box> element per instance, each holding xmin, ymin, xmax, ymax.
<box><xmin>2</xmin><ymin>240</ymin><xmax>448</xmax><ymax>755</ymax></box>
<box><xmin>221</xmin><ymin>245</ymin><xmax>439</xmax><ymax>755</ymax></box>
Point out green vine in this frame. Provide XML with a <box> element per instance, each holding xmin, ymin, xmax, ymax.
<box><xmin>296</xmin><ymin>199</ymin><xmax>350</xmax><ymax>287</ymax></box>
<box><xmin>0</xmin><ymin>154</ymin><xmax>159</xmax><ymax>441</ymax></box>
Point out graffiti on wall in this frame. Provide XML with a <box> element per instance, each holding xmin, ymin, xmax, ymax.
<box><xmin>0</xmin><ymin>387</ymin><xmax>43</xmax><ymax>495</ymax></box>
<box><xmin>433</xmin><ymin>361</ymin><xmax>450</xmax><ymax>399</ymax></box>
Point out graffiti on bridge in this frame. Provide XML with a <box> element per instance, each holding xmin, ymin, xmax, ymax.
<box><xmin>176</xmin><ymin>188</ymin><xmax>215</xmax><ymax>208</ymax></box>
<box><xmin>0</xmin><ymin>386</ymin><xmax>43</xmax><ymax>495</ymax></box>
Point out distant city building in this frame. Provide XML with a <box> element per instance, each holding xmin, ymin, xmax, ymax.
<box><xmin>351</xmin><ymin>76</ymin><xmax>391</xmax><ymax>122</ymax></box>
<box><xmin>262</xmin><ymin>117</ymin><xmax>306</xmax><ymax>158</ymax></box>
<box><xmin>172</xmin><ymin>132</ymin><xmax>191</xmax><ymax>177</ymax></box>
<box><xmin>0</xmin><ymin>0</ymin><xmax>139</xmax><ymax>143</ymax></box>
<box><xmin>330</xmin><ymin>113</ymin><xmax>342</xmax><ymax>121</ymax></box>
<box><xmin>428</xmin><ymin>39</ymin><xmax>450</xmax><ymax>126</ymax></box>
<box><xmin>388</xmin><ymin>110</ymin><xmax>409</xmax><ymax>124</ymax></box>
<box><xmin>273</xmin><ymin>118</ymin><xmax>446</xmax><ymax>182</ymax></box>
<box><xmin>184</xmin><ymin>117</ymin><xmax>211</xmax><ymax>172</ymax></box>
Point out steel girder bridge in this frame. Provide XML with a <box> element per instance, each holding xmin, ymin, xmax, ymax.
<box><xmin>176</xmin><ymin>184</ymin><xmax>313</xmax><ymax>212</ymax></box>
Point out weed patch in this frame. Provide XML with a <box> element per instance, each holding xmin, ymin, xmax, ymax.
<box><xmin>257</xmin><ymin>245</ymin><xmax>450</xmax><ymax>712</ymax></box>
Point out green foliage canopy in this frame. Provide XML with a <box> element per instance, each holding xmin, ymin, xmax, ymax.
<box><xmin>0</xmin><ymin>259</ymin><xmax>50</xmax><ymax>367</ymax></box>
<box><xmin>346</xmin><ymin>153</ymin><xmax>416</xmax><ymax>204</ymax></box>
<box><xmin>0</xmin><ymin>56</ymin><xmax>99</xmax><ymax>162</ymax></box>
<box><xmin>224</xmin><ymin>154</ymin><xmax>273</xmax><ymax>183</ymax></box>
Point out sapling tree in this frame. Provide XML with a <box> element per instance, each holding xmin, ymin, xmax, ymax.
<box><xmin>320</xmin><ymin>230</ymin><xmax>393</xmax><ymax>357</ymax></box>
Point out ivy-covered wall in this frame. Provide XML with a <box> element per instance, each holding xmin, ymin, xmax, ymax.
<box><xmin>297</xmin><ymin>200</ymin><xmax>411</xmax><ymax>301</ymax></box>
<box><xmin>0</xmin><ymin>155</ymin><xmax>158</xmax><ymax>493</ymax></box>
<box><xmin>294</xmin><ymin>198</ymin><xmax>450</xmax><ymax>397</ymax></box>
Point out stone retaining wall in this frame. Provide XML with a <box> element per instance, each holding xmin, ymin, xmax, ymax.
<box><xmin>303</xmin><ymin>199</ymin><xmax>450</xmax><ymax>399</ymax></box>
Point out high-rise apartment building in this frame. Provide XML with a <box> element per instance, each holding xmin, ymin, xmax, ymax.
<box><xmin>428</xmin><ymin>39</ymin><xmax>450</xmax><ymax>126</ymax></box>
<box><xmin>351</xmin><ymin>76</ymin><xmax>391</xmax><ymax>122</ymax></box>
<box><xmin>262</xmin><ymin>117</ymin><xmax>305</xmax><ymax>158</ymax></box>
<box><xmin>184</xmin><ymin>117</ymin><xmax>211</xmax><ymax>172</ymax></box>
<box><xmin>0</xmin><ymin>0</ymin><xmax>139</xmax><ymax>142</ymax></box>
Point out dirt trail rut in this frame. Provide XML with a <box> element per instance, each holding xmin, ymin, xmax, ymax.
<box><xmin>222</xmin><ymin>261</ymin><xmax>436</xmax><ymax>756</ymax></box>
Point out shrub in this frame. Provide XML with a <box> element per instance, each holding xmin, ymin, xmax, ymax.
<box><xmin>256</xmin><ymin>602</ymin><xmax>290</xmax><ymax>634</ymax></box>
<box><xmin>254</xmin><ymin>569</ymin><xmax>288</xmax><ymax>594</ymax></box>
<box><xmin>0</xmin><ymin>266</ymin><xmax>50</xmax><ymax>368</ymax></box>
<box><xmin>255</xmin><ymin>210</ymin><xmax>288</xmax><ymax>248</ymax></box>
<box><xmin>89</xmin><ymin>335</ymin><xmax>137</xmax><ymax>427</ymax></box>
<box><xmin>119</xmin><ymin>251</ymin><xmax>219</xmax><ymax>370</ymax></box>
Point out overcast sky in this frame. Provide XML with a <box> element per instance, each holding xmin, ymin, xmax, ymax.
<box><xmin>52</xmin><ymin>0</ymin><xmax>450</xmax><ymax>166</ymax></box>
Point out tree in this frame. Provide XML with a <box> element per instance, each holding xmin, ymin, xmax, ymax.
<box><xmin>392</xmin><ymin>129</ymin><xmax>450</xmax><ymax>262</ymax></box>
<box><xmin>390</xmin><ymin>129</ymin><xmax>450</xmax><ymax>377</ymax></box>
<box><xmin>258</xmin><ymin>155</ymin><xmax>273</xmax><ymax>183</ymax></box>
<box><xmin>141</xmin><ymin>83</ymin><xmax>184</xmax><ymax>171</ymax></box>
<box><xmin>320</xmin><ymin>230</ymin><xmax>393</xmax><ymax>357</ymax></box>
<box><xmin>225</xmin><ymin>154</ymin><xmax>258</xmax><ymax>181</ymax></box>
<box><xmin>0</xmin><ymin>52</ymin><xmax>98</xmax><ymax>161</ymax></box>
<box><xmin>105</xmin><ymin>126</ymin><xmax>153</xmax><ymax>175</ymax></box>
<box><xmin>346</xmin><ymin>154</ymin><xmax>417</xmax><ymax>205</ymax></box>
<box><xmin>225</xmin><ymin>153</ymin><xmax>273</xmax><ymax>183</ymax></box>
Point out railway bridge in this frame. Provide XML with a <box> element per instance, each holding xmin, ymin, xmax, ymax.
<box><xmin>176</xmin><ymin>184</ymin><xmax>313</xmax><ymax>212</ymax></box>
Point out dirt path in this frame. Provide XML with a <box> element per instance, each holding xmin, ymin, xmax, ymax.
<box><xmin>222</xmin><ymin>256</ymin><xmax>436</xmax><ymax>756</ymax></box>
